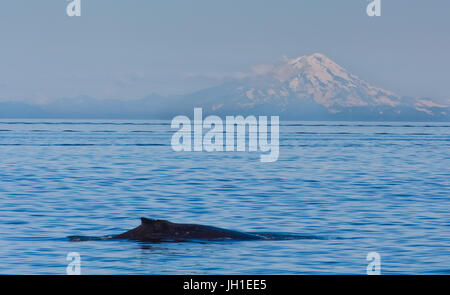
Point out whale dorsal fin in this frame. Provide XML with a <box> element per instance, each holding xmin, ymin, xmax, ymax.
<box><xmin>141</xmin><ymin>217</ymin><xmax>155</xmax><ymax>224</ymax></box>
<box><xmin>140</xmin><ymin>217</ymin><xmax>170</xmax><ymax>225</ymax></box>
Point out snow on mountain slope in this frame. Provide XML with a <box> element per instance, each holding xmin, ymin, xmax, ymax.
<box><xmin>181</xmin><ymin>52</ymin><xmax>447</xmax><ymax>120</ymax></box>
<box><xmin>236</xmin><ymin>53</ymin><xmax>401</xmax><ymax>111</ymax></box>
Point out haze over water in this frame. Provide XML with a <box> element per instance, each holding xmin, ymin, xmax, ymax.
<box><xmin>0</xmin><ymin>120</ymin><xmax>449</xmax><ymax>274</ymax></box>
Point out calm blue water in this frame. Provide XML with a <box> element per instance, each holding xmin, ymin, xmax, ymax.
<box><xmin>0</xmin><ymin>120</ymin><xmax>449</xmax><ymax>274</ymax></box>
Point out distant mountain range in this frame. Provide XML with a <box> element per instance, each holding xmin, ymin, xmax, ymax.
<box><xmin>1</xmin><ymin>53</ymin><xmax>448</xmax><ymax>121</ymax></box>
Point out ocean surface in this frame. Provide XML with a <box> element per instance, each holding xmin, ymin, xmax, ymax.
<box><xmin>0</xmin><ymin>120</ymin><xmax>449</xmax><ymax>274</ymax></box>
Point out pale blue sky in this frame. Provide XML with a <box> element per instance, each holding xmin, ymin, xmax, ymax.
<box><xmin>0</xmin><ymin>0</ymin><xmax>449</xmax><ymax>102</ymax></box>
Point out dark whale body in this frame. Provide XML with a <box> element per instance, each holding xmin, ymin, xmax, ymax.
<box><xmin>114</xmin><ymin>218</ymin><xmax>260</xmax><ymax>242</ymax></box>
<box><xmin>69</xmin><ymin>218</ymin><xmax>322</xmax><ymax>243</ymax></box>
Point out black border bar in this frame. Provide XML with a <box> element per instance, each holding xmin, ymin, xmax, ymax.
<box><xmin>2</xmin><ymin>275</ymin><xmax>449</xmax><ymax>293</ymax></box>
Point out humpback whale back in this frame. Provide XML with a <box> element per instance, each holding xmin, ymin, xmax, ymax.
<box><xmin>69</xmin><ymin>218</ymin><xmax>323</xmax><ymax>243</ymax></box>
<box><xmin>112</xmin><ymin>217</ymin><xmax>261</xmax><ymax>242</ymax></box>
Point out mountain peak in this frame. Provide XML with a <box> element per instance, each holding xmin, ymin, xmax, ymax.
<box><xmin>286</xmin><ymin>53</ymin><xmax>356</xmax><ymax>84</ymax></box>
<box><xmin>240</xmin><ymin>53</ymin><xmax>401</xmax><ymax>110</ymax></box>
<box><xmin>289</xmin><ymin>52</ymin><xmax>330</xmax><ymax>64</ymax></box>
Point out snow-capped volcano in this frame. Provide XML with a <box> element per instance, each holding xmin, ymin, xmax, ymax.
<box><xmin>236</xmin><ymin>53</ymin><xmax>401</xmax><ymax>111</ymax></box>
<box><xmin>176</xmin><ymin>53</ymin><xmax>448</xmax><ymax>120</ymax></box>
